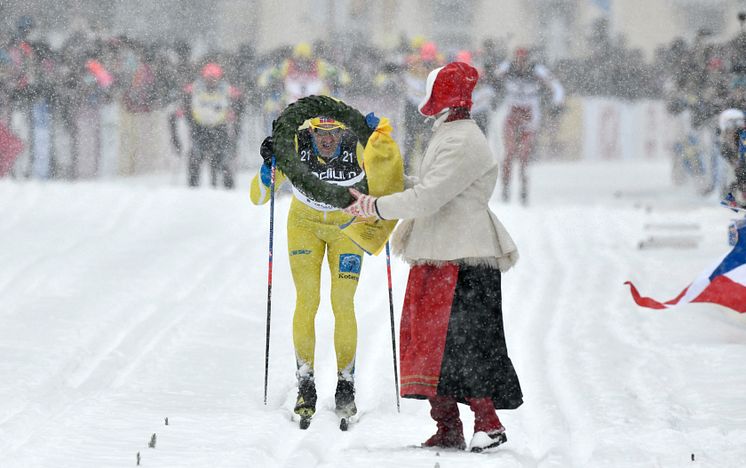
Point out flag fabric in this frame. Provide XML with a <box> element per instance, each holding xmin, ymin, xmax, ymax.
<box><xmin>626</xmin><ymin>222</ymin><xmax>746</xmax><ymax>313</ymax></box>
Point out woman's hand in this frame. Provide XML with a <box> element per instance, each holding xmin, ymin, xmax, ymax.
<box><xmin>343</xmin><ymin>188</ymin><xmax>380</xmax><ymax>219</ymax></box>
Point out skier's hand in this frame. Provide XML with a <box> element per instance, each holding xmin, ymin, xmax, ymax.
<box><xmin>343</xmin><ymin>188</ymin><xmax>380</xmax><ymax>219</ymax></box>
<box><xmin>260</xmin><ymin>136</ymin><xmax>273</xmax><ymax>166</ymax></box>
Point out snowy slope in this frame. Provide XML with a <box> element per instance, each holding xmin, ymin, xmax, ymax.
<box><xmin>1</xmin><ymin>159</ymin><xmax>745</xmax><ymax>468</ymax></box>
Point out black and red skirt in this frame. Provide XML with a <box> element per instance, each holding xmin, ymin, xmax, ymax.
<box><xmin>399</xmin><ymin>262</ymin><xmax>523</xmax><ymax>409</ymax></box>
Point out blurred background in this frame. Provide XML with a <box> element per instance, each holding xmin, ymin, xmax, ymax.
<box><xmin>2</xmin><ymin>0</ymin><xmax>746</xmax><ymax>201</ymax></box>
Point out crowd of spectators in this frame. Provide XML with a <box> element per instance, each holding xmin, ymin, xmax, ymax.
<box><xmin>2</xmin><ymin>13</ymin><xmax>746</xmax><ymax>184</ymax></box>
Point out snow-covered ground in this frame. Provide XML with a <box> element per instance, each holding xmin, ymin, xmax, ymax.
<box><xmin>1</xmin><ymin>158</ymin><xmax>745</xmax><ymax>468</ymax></box>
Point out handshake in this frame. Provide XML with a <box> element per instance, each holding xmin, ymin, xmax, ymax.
<box><xmin>343</xmin><ymin>189</ymin><xmax>380</xmax><ymax>219</ymax></box>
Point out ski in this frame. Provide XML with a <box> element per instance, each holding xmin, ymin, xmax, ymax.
<box><xmin>337</xmin><ymin>407</ymin><xmax>363</xmax><ymax>431</ymax></box>
<box><xmin>295</xmin><ymin>407</ymin><xmax>314</xmax><ymax>430</ymax></box>
<box><xmin>299</xmin><ymin>416</ymin><xmax>312</xmax><ymax>430</ymax></box>
<box><xmin>293</xmin><ymin>375</ymin><xmax>316</xmax><ymax>430</ymax></box>
<box><xmin>334</xmin><ymin>377</ymin><xmax>356</xmax><ymax>432</ymax></box>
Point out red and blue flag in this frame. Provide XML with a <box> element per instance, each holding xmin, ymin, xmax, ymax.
<box><xmin>626</xmin><ymin>222</ymin><xmax>746</xmax><ymax>313</ymax></box>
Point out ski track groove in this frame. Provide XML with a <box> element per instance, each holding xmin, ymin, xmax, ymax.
<box><xmin>506</xmin><ymin>206</ymin><xmax>629</xmax><ymax>466</ymax></box>
<box><xmin>16</xmin><ymin>234</ymin><xmax>236</xmax><ymax>454</ymax></box>
<box><xmin>5</xmin><ymin>161</ymin><xmax>746</xmax><ymax>467</ymax></box>
<box><xmin>552</xmin><ymin>207</ymin><xmax>637</xmax><ymax>465</ymax></box>
<box><xmin>527</xmin><ymin>208</ymin><xmax>575</xmax><ymax>466</ymax></box>
<box><xmin>617</xmin><ymin>209</ymin><xmax>717</xmax><ymax>465</ymax></box>
<box><xmin>0</xmin><ymin>183</ymin><xmax>41</xmax><ymax>235</ymax></box>
<box><xmin>541</xmin><ymin>208</ymin><xmax>593</xmax><ymax>466</ymax></box>
<box><xmin>503</xmin><ymin>207</ymin><xmax>568</xmax><ymax>467</ymax></box>
<box><xmin>605</xmin><ymin>209</ymin><xmax>714</xmax><ymax>464</ymax></box>
<box><xmin>2</xmin><ymin>195</ymin><xmax>244</xmax><ymax>459</ymax></box>
<box><xmin>0</xmin><ymin>192</ymin><xmax>139</xmax><ymax>430</ymax></box>
<box><xmin>0</xmin><ymin>189</ymin><xmax>136</xmax><ymax>301</ymax></box>
<box><xmin>588</xmin><ymin>211</ymin><xmax>651</xmax><ymax>424</ymax></box>
<box><xmin>107</xmin><ymin>237</ymin><xmax>247</xmax><ymax>389</ymax></box>
<box><xmin>60</xmin><ymin>239</ymin><xmax>250</xmax><ymax>466</ymax></box>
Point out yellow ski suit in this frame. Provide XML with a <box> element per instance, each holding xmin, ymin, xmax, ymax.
<box><xmin>250</xmin><ymin>130</ymin><xmax>364</xmax><ymax>380</ymax></box>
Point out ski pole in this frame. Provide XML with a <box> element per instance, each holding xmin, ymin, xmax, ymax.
<box><xmin>263</xmin><ymin>155</ymin><xmax>277</xmax><ymax>405</ymax></box>
<box><xmin>385</xmin><ymin>241</ymin><xmax>400</xmax><ymax>413</ymax></box>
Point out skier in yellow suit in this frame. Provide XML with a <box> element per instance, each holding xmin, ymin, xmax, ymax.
<box><xmin>250</xmin><ymin>117</ymin><xmax>365</xmax><ymax>425</ymax></box>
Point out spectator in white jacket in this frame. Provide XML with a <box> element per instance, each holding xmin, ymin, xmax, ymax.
<box><xmin>344</xmin><ymin>61</ymin><xmax>523</xmax><ymax>453</ymax></box>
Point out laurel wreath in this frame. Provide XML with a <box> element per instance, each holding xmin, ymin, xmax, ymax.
<box><xmin>272</xmin><ymin>95</ymin><xmax>374</xmax><ymax>208</ymax></box>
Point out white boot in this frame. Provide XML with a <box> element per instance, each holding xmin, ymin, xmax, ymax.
<box><xmin>469</xmin><ymin>428</ymin><xmax>507</xmax><ymax>452</ymax></box>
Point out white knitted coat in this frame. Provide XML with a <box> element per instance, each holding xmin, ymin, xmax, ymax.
<box><xmin>376</xmin><ymin>119</ymin><xmax>519</xmax><ymax>271</ymax></box>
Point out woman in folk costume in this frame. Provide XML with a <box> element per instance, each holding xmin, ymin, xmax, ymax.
<box><xmin>344</xmin><ymin>61</ymin><xmax>523</xmax><ymax>452</ymax></box>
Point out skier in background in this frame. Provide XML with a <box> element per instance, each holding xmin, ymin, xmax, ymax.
<box><xmin>171</xmin><ymin>62</ymin><xmax>243</xmax><ymax>189</ymax></box>
<box><xmin>494</xmin><ymin>47</ymin><xmax>564</xmax><ymax>205</ymax></box>
<box><xmin>250</xmin><ymin>116</ymin><xmax>365</xmax><ymax>428</ymax></box>
<box><xmin>257</xmin><ymin>43</ymin><xmax>350</xmax><ymax>133</ymax></box>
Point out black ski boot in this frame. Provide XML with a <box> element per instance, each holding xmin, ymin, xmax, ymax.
<box><xmin>335</xmin><ymin>378</ymin><xmax>357</xmax><ymax>430</ymax></box>
<box><xmin>294</xmin><ymin>377</ymin><xmax>317</xmax><ymax>430</ymax></box>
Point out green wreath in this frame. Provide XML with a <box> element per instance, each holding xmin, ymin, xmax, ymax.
<box><xmin>272</xmin><ymin>95</ymin><xmax>374</xmax><ymax>209</ymax></box>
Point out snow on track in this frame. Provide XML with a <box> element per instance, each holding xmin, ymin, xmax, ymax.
<box><xmin>1</xmin><ymin>160</ymin><xmax>745</xmax><ymax>467</ymax></box>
